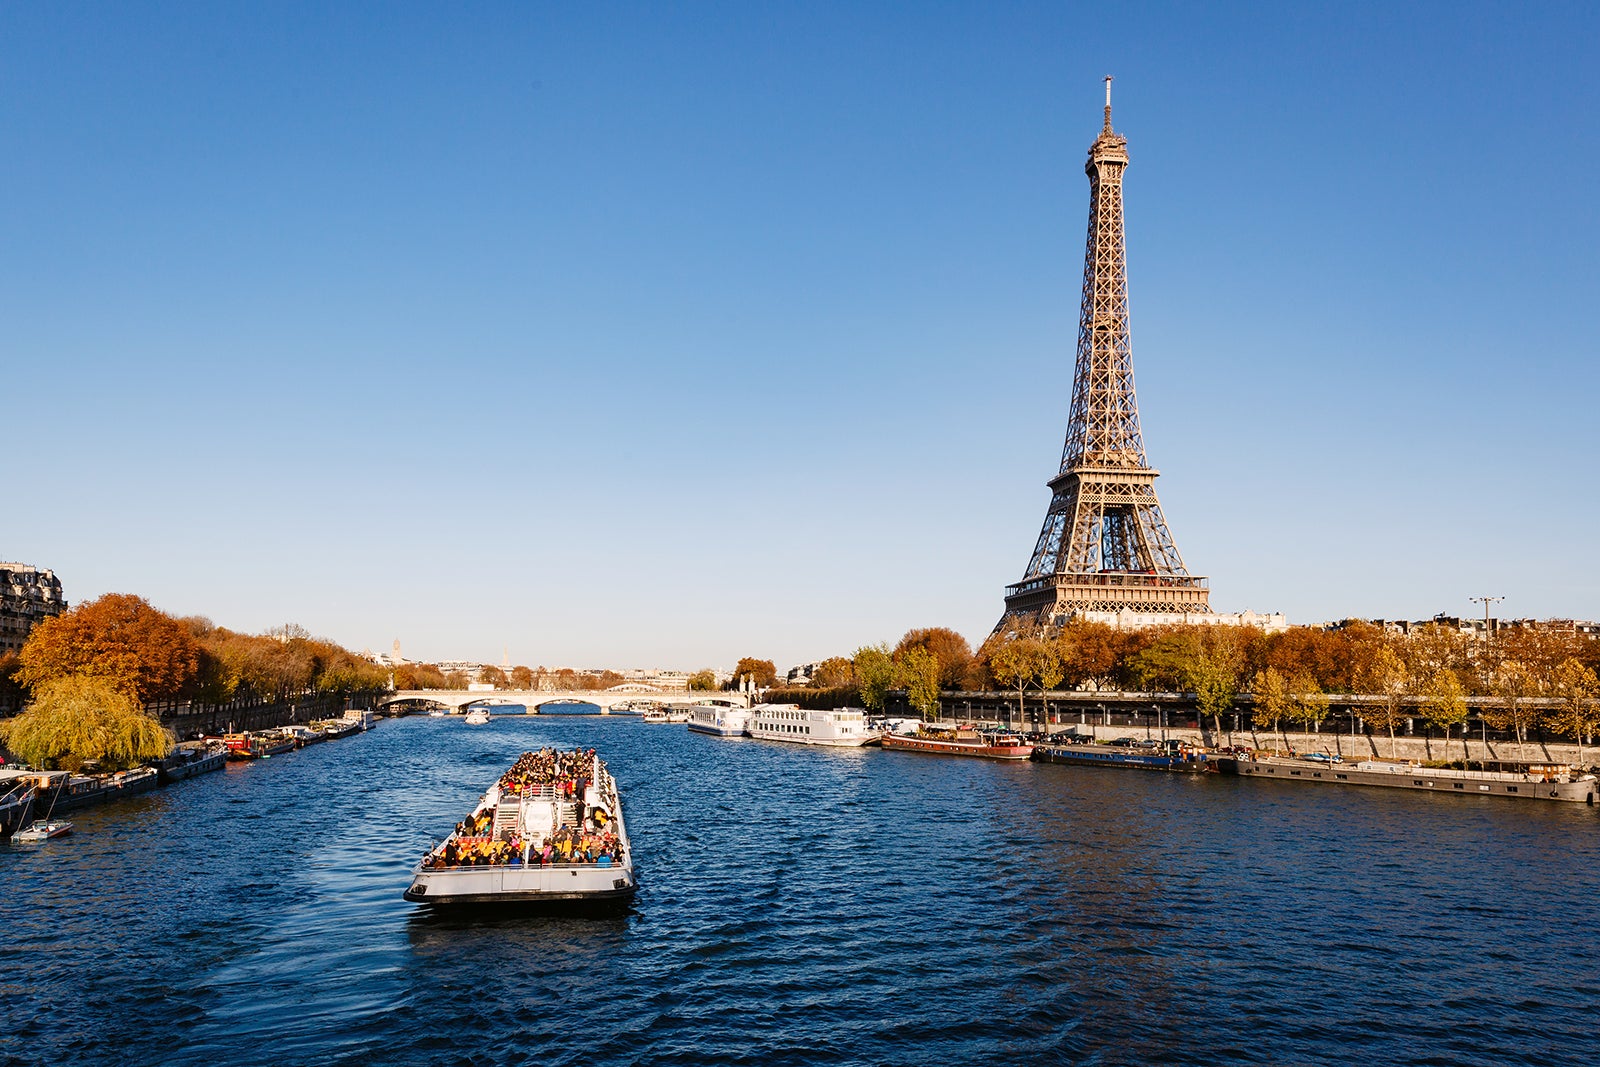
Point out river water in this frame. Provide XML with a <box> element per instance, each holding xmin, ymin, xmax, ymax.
<box><xmin>3</xmin><ymin>715</ymin><xmax>1598</xmax><ymax>1066</ymax></box>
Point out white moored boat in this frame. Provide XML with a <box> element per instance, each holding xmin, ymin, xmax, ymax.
<box><xmin>642</xmin><ymin>708</ymin><xmax>691</xmax><ymax>723</ymax></box>
<box><xmin>686</xmin><ymin>705</ymin><xmax>753</xmax><ymax>737</ymax></box>
<box><xmin>13</xmin><ymin>818</ymin><xmax>73</xmax><ymax>842</ymax></box>
<box><xmin>464</xmin><ymin>708</ymin><xmax>491</xmax><ymax>725</ymax></box>
<box><xmin>404</xmin><ymin>748</ymin><xmax>636</xmax><ymax>909</ymax></box>
<box><xmin>747</xmin><ymin>704</ymin><xmax>878</xmax><ymax>748</ymax></box>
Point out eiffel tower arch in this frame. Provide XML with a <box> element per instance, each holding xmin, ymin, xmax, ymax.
<box><xmin>998</xmin><ymin>80</ymin><xmax>1210</xmax><ymax>631</ymax></box>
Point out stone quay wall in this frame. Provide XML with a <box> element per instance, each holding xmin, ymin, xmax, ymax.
<box><xmin>146</xmin><ymin>692</ymin><xmax>379</xmax><ymax>738</ymax></box>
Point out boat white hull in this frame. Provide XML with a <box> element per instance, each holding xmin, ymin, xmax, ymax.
<box><xmin>405</xmin><ymin>861</ymin><xmax>636</xmax><ymax>905</ymax></box>
<box><xmin>747</xmin><ymin>731</ymin><xmax>874</xmax><ymax>748</ymax></box>
<box><xmin>687</xmin><ymin>723</ymin><xmax>747</xmax><ymax>736</ymax></box>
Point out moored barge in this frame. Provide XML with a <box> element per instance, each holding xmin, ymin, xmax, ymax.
<box><xmin>1033</xmin><ymin>739</ymin><xmax>1215</xmax><ymax>773</ymax></box>
<box><xmin>1224</xmin><ymin>755</ymin><xmax>1597</xmax><ymax>804</ymax></box>
<box><xmin>156</xmin><ymin>739</ymin><xmax>229</xmax><ymax>784</ymax></box>
<box><xmin>404</xmin><ymin>748</ymin><xmax>637</xmax><ymax>909</ymax></box>
<box><xmin>880</xmin><ymin>723</ymin><xmax>1034</xmax><ymax>760</ymax></box>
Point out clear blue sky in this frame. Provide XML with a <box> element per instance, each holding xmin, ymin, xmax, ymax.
<box><xmin>5</xmin><ymin>3</ymin><xmax>1598</xmax><ymax>670</ymax></box>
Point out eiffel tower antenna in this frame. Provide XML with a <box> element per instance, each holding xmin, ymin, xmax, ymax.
<box><xmin>998</xmin><ymin>81</ymin><xmax>1210</xmax><ymax>630</ymax></box>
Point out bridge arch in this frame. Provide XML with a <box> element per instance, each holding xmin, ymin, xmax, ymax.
<box><xmin>376</xmin><ymin>689</ymin><xmax>751</xmax><ymax>714</ymax></box>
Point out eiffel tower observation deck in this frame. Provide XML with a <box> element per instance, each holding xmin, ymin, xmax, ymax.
<box><xmin>1000</xmin><ymin>79</ymin><xmax>1211</xmax><ymax>629</ymax></box>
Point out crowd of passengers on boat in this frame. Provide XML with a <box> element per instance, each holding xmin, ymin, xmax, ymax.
<box><xmin>422</xmin><ymin>747</ymin><xmax>626</xmax><ymax>869</ymax></box>
<box><xmin>498</xmin><ymin>747</ymin><xmax>597</xmax><ymax>798</ymax></box>
<box><xmin>425</xmin><ymin>824</ymin><xmax>624</xmax><ymax>868</ymax></box>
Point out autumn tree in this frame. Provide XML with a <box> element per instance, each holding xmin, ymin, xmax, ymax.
<box><xmin>19</xmin><ymin>593</ymin><xmax>200</xmax><ymax>702</ymax></box>
<box><xmin>1</xmin><ymin>675</ymin><xmax>173</xmax><ymax>771</ymax></box>
<box><xmin>395</xmin><ymin>662</ymin><xmax>450</xmax><ymax>690</ymax></box>
<box><xmin>479</xmin><ymin>666</ymin><xmax>509</xmax><ymax>689</ymax></box>
<box><xmin>898</xmin><ymin>645</ymin><xmax>941</xmax><ymax>719</ymax></box>
<box><xmin>1052</xmin><ymin>620</ymin><xmax>1123</xmax><ymax>690</ymax></box>
<box><xmin>854</xmin><ymin>645</ymin><xmax>896</xmax><ymax>712</ymax></box>
<box><xmin>1550</xmin><ymin>658</ymin><xmax>1600</xmax><ymax>765</ymax></box>
<box><xmin>1127</xmin><ymin>627</ymin><xmax>1204</xmax><ymax>693</ymax></box>
<box><xmin>809</xmin><ymin>657</ymin><xmax>855</xmax><ymax>689</ymax></box>
<box><xmin>893</xmin><ymin>628</ymin><xmax>973</xmax><ymax>689</ymax></box>
<box><xmin>1192</xmin><ymin>655</ymin><xmax>1238</xmax><ymax>744</ymax></box>
<box><xmin>732</xmin><ymin>657</ymin><xmax>777</xmax><ymax>689</ymax></box>
<box><xmin>1365</xmin><ymin>644</ymin><xmax>1410</xmax><ymax>758</ymax></box>
<box><xmin>1252</xmin><ymin>667</ymin><xmax>1292</xmax><ymax>751</ymax></box>
<box><xmin>988</xmin><ymin>637</ymin><xmax>1055</xmax><ymax>724</ymax></box>
<box><xmin>687</xmin><ymin>669</ymin><xmax>717</xmax><ymax>691</ymax></box>
<box><xmin>1485</xmin><ymin>659</ymin><xmax>1539</xmax><ymax>758</ymax></box>
<box><xmin>1286</xmin><ymin>672</ymin><xmax>1330</xmax><ymax>747</ymax></box>
<box><xmin>1422</xmin><ymin>668</ymin><xmax>1469</xmax><ymax>763</ymax></box>
<box><xmin>510</xmin><ymin>666</ymin><xmax>534</xmax><ymax>689</ymax></box>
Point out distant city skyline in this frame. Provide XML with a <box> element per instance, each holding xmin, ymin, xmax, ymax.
<box><xmin>7</xmin><ymin>4</ymin><xmax>1598</xmax><ymax>668</ymax></box>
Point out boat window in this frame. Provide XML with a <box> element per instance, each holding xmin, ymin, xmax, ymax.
<box><xmin>1507</xmin><ymin>786</ymin><xmax>1518</xmax><ymax>793</ymax></box>
<box><xmin>1453</xmin><ymin>783</ymin><xmax>1464</xmax><ymax>790</ymax></box>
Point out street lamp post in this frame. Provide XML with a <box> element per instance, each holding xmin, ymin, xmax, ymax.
<box><xmin>1470</xmin><ymin>595</ymin><xmax>1504</xmax><ymax>651</ymax></box>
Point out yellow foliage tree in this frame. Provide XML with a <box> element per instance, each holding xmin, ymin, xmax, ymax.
<box><xmin>2</xmin><ymin>675</ymin><xmax>173</xmax><ymax>771</ymax></box>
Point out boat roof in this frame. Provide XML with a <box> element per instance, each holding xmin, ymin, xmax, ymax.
<box><xmin>0</xmin><ymin>768</ymin><xmax>66</xmax><ymax>784</ymax></box>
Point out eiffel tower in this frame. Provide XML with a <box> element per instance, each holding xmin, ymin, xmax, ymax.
<box><xmin>999</xmin><ymin>79</ymin><xmax>1210</xmax><ymax>630</ymax></box>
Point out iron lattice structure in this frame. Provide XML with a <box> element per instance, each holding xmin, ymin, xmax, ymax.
<box><xmin>999</xmin><ymin>81</ymin><xmax>1210</xmax><ymax>629</ymax></box>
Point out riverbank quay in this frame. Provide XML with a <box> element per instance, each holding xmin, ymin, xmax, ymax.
<box><xmin>0</xmin><ymin>712</ymin><xmax>376</xmax><ymax>835</ymax></box>
<box><xmin>1014</xmin><ymin>721</ymin><xmax>1600</xmax><ymax>770</ymax></box>
<box><xmin>144</xmin><ymin>690</ymin><xmax>380</xmax><ymax>738</ymax></box>
<box><xmin>926</xmin><ymin>694</ymin><xmax>1600</xmax><ymax>770</ymax></box>
<box><xmin>4</xmin><ymin>714</ymin><xmax>1599</xmax><ymax>1066</ymax></box>
<box><xmin>935</xmin><ymin>688</ymin><xmax>1598</xmax><ymax>760</ymax></box>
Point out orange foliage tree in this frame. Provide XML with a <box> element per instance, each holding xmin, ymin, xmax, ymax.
<box><xmin>19</xmin><ymin>593</ymin><xmax>199</xmax><ymax>702</ymax></box>
<box><xmin>893</xmin><ymin>627</ymin><xmax>974</xmax><ymax>689</ymax></box>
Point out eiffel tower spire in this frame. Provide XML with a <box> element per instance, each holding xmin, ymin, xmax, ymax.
<box><xmin>998</xmin><ymin>81</ymin><xmax>1210</xmax><ymax>629</ymax></box>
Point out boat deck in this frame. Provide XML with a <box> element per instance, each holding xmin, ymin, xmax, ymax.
<box><xmin>405</xmin><ymin>749</ymin><xmax>637</xmax><ymax>906</ymax></box>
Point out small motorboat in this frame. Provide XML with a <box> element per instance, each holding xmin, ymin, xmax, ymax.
<box><xmin>13</xmin><ymin>819</ymin><xmax>73</xmax><ymax>842</ymax></box>
<box><xmin>465</xmin><ymin>708</ymin><xmax>491</xmax><ymax>725</ymax></box>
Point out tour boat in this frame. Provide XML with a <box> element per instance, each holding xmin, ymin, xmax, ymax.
<box><xmin>1033</xmin><ymin>739</ymin><xmax>1214</xmax><ymax>772</ymax></box>
<box><xmin>1224</xmin><ymin>754</ymin><xmax>1598</xmax><ymax>804</ymax></box>
<box><xmin>747</xmin><ymin>704</ymin><xmax>878</xmax><ymax>747</ymax></box>
<box><xmin>686</xmin><ymin>705</ymin><xmax>754</xmax><ymax>737</ymax></box>
<box><xmin>12</xmin><ymin>818</ymin><xmax>73</xmax><ymax>842</ymax></box>
<box><xmin>404</xmin><ymin>749</ymin><xmax>637</xmax><ymax>909</ymax></box>
<box><xmin>642</xmin><ymin>708</ymin><xmax>691</xmax><ymax>724</ymax></box>
<box><xmin>464</xmin><ymin>708</ymin><xmax>491</xmax><ymax>725</ymax></box>
<box><xmin>879</xmin><ymin>723</ymin><xmax>1034</xmax><ymax>760</ymax></box>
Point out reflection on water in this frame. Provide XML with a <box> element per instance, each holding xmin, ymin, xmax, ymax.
<box><xmin>3</xmin><ymin>715</ymin><xmax>1598</xmax><ymax>1066</ymax></box>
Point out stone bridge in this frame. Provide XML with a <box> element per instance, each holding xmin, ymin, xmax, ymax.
<box><xmin>379</xmin><ymin>687</ymin><xmax>750</xmax><ymax>714</ymax></box>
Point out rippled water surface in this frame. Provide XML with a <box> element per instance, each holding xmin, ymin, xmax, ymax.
<box><xmin>4</xmin><ymin>716</ymin><xmax>1599</xmax><ymax>1066</ymax></box>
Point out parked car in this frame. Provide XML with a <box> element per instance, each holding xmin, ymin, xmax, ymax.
<box><xmin>1302</xmin><ymin>752</ymin><xmax>1343</xmax><ymax>764</ymax></box>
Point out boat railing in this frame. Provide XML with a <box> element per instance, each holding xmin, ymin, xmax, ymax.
<box><xmin>1353</xmin><ymin>761</ymin><xmax>1573</xmax><ymax>782</ymax></box>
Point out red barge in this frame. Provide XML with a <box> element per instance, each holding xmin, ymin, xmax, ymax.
<box><xmin>880</xmin><ymin>724</ymin><xmax>1034</xmax><ymax>761</ymax></box>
